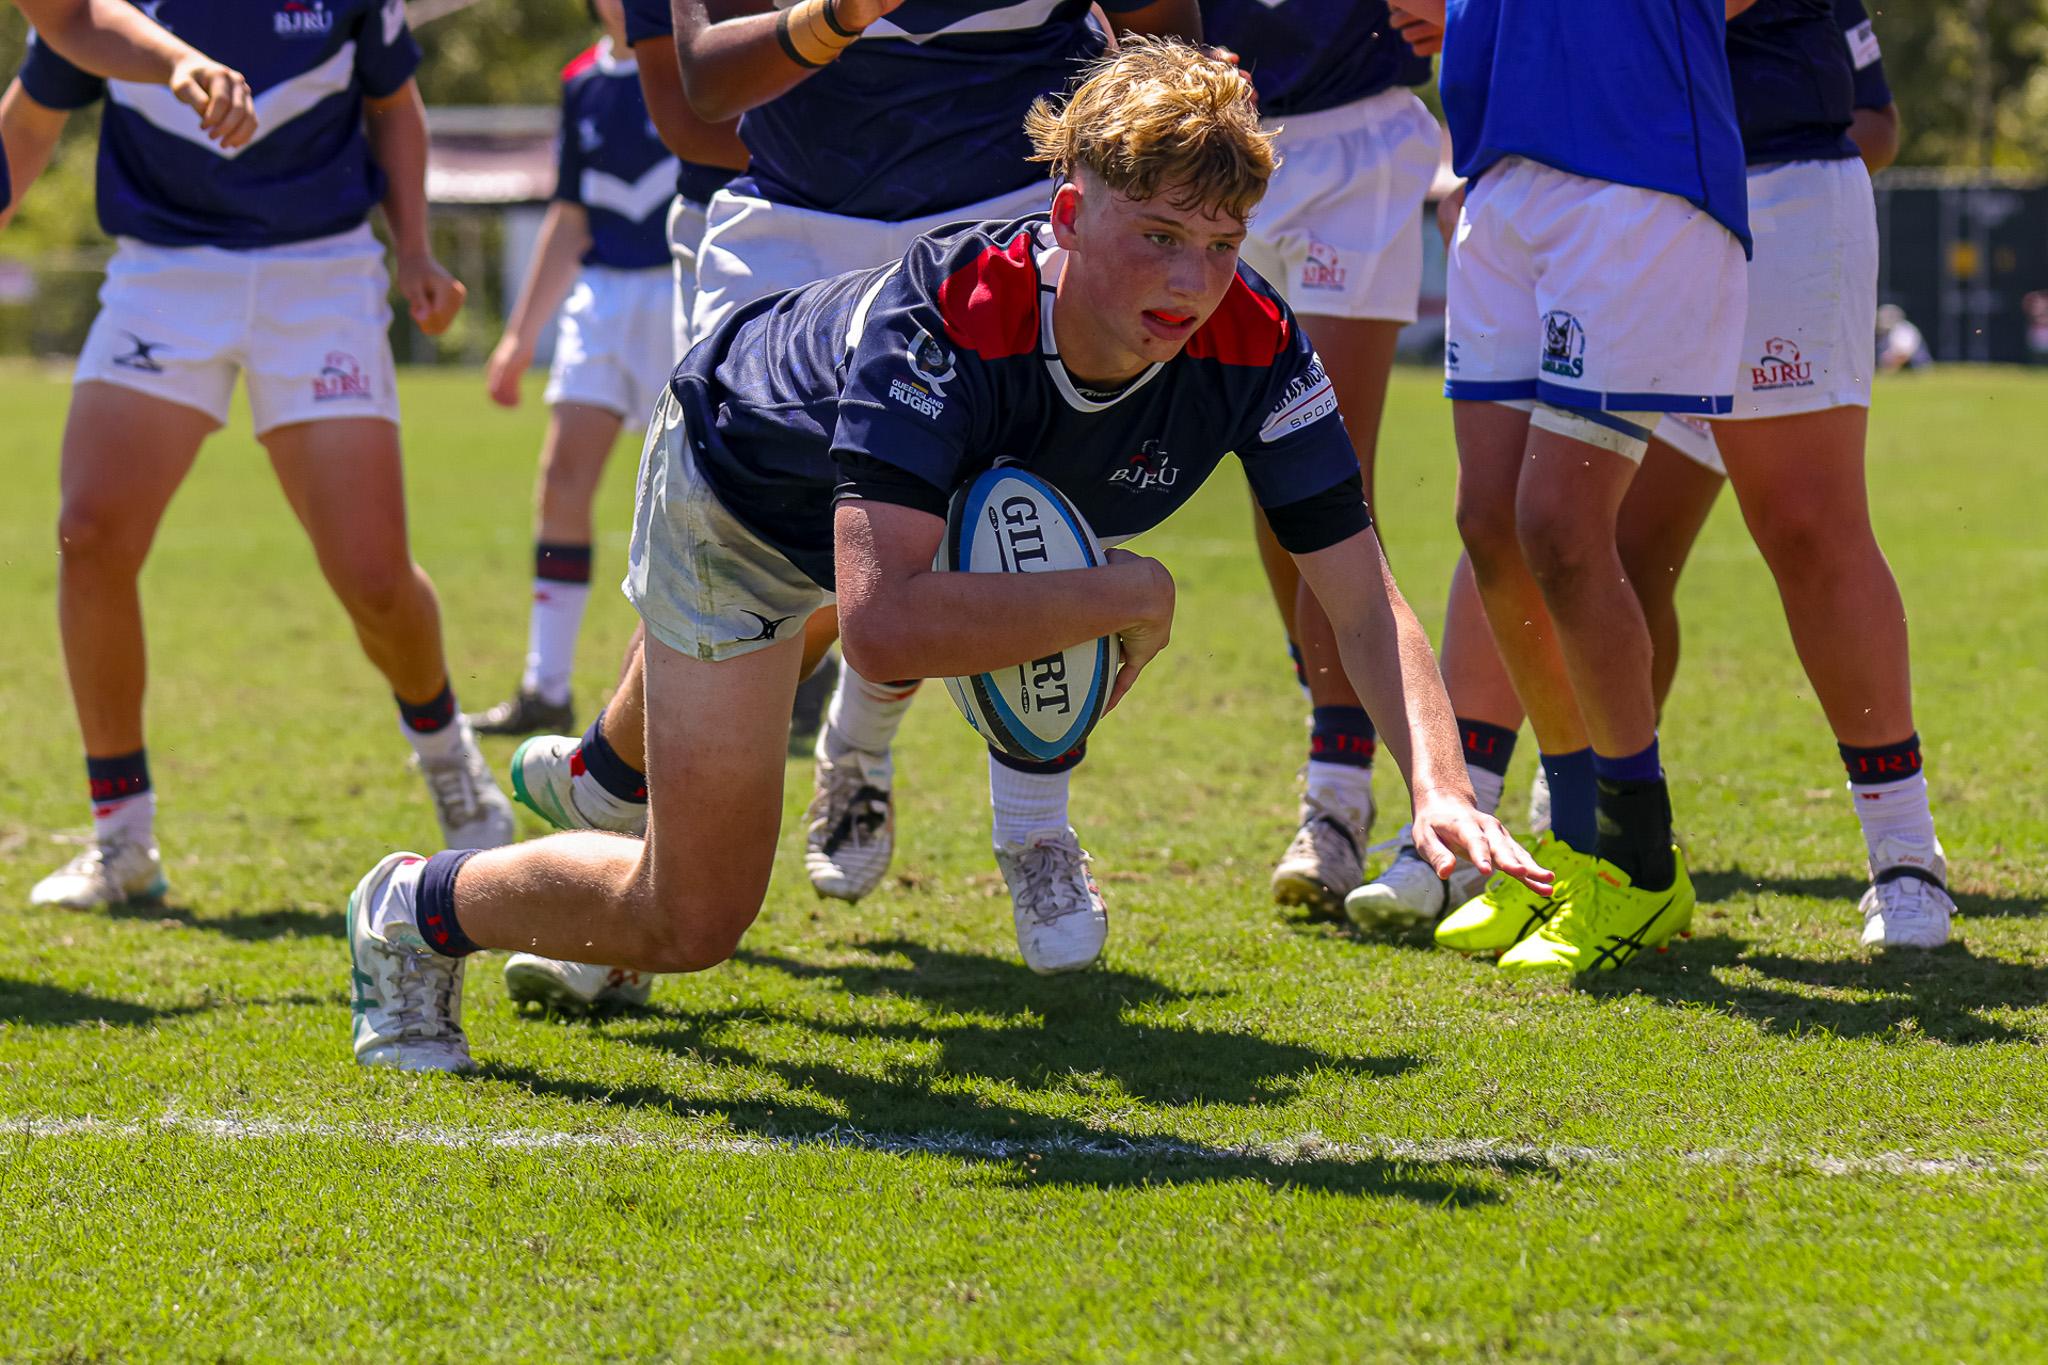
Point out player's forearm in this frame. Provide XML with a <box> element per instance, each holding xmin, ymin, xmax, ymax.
<box><xmin>365</xmin><ymin>83</ymin><xmax>434</xmax><ymax>260</ymax></box>
<box><xmin>634</xmin><ymin>36</ymin><xmax>748</xmax><ymax>170</ymax></box>
<box><xmin>0</xmin><ymin>80</ymin><xmax>71</xmax><ymax>222</ymax></box>
<box><xmin>502</xmin><ymin>202</ymin><xmax>590</xmax><ymax>349</ymax></box>
<box><xmin>17</xmin><ymin>0</ymin><xmax>190</xmax><ymax>85</ymax></box>
<box><xmin>1850</xmin><ymin>104</ymin><xmax>1900</xmax><ymax>173</ymax></box>
<box><xmin>673</xmin><ymin>0</ymin><xmax>885</xmax><ymax>123</ymax></box>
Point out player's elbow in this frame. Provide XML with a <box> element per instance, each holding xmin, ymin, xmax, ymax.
<box><xmin>838</xmin><ymin>607</ymin><xmax>919</xmax><ymax>684</ymax></box>
<box><xmin>674</xmin><ymin>57</ymin><xmax>744</xmax><ymax>124</ymax></box>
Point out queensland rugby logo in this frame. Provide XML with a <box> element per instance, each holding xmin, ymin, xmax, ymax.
<box><xmin>887</xmin><ymin>326</ymin><xmax>955</xmax><ymax>420</ymax></box>
<box><xmin>275</xmin><ymin>0</ymin><xmax>334</xmax><ymax>36</ymax></box>
<box><xmin>313</xmin><ymin>351</ymin><xmax>372</xmax><ymax>402</ymax></box>
<box><xmin>1751</xmin><ymin>337</ymin><xmax>1814</xmax><ymax>392</ymax></box>
<box><xmin>1541</xmin><ymin>311</ymin><xmax>1586</xmax><ymax>380</ymax></box>
<box><xmin>1300</xmin><ymin>239</ymin><xmax>1347</xmax><ymax>292</ymax></box>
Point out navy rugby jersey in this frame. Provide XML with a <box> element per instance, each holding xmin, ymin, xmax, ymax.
<box><xmin>1201</xmin><ymin>0</ymin><xmax>1429</xmax><ymax>119</ymax></box>
<box><xmin>620</xmin><ymin>0</ymin><xmax>738</xmax><ymax>205</ymax></box>
<box><xmin>555</xmin><ymin>41</ymin><xmax>678</xmax><ymax>270</ymax></box>
<box><xmin>1440</xmin><ymin>0</ymin><xmax>1750</xmax><ymax>253</ymax></box>
<box><xmin>20</xmin><ymin>0</ymin><xmax>420</xmax><ymax>248</ymax></box>
<box><xmin>726</xmin><ymin>0</ymin><xmax>1155</xmax><ymax>221</ymax></box>
<box><xmin>1837</xmin><ymin>0</ymin><xmax>1892</xmax><ymax>114</ymax></box>
<box><xmin>675</xmin><ymin>217</ymin><xmax>1369</xmax><ymax>590</ymax></box>
<box><xmin>1725</xmin><ymin>0</ymin><xmax>1857</xmax><ymax>164</ymax></box>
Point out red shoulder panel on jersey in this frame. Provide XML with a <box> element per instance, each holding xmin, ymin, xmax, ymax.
<box><xmin>562</xmin><ymin>45</ymin><xmax>602</xmax><ymax>82</ymax></box>
<box><xmin>935</xmin><ymin>232</ymin><xmax>1039</xmax><ymax>361</ymax></box>
<box><xmin>1185</xmin><ymin>272</ymin><xmax>1289</xmax><ymax>365</ymax></box>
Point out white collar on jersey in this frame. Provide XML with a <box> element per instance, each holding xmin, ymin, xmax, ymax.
<box><xmin>1033</xmin><ymin>221</ymin><xmax>1166</xmax><ymax>414</ymax></box>
<box><xmin>593</xmin><ymin>35</ymin><xmax>637</xmax><ymax>76</ymax></box>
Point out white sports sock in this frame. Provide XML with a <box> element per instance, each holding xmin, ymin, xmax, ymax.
<box><xmin>93</xmin><ymin>789</ymin><xmax>155</xmax><ymax>849</ymax></box>
<box><xmin>989</xmin><ymin>758</ymin><xmax>1071</xmax><ymax>846</ymax></box>
<box><xmin>1469</xmin><ymin>766</ymin><xmax>1507</xmax><ymax>819</ymax></box>
<box><xmin>1305</xmin><ymin>760</ymin><xmax>1374</xmax><ymax>830</ymax></box>
<box><xmin>1849</xmin><ymin>772</ymin><xmax>1941</xmax><ymax>876</ymax></box>
<box><xmin>823</xmin><ymin>668</ymin><xmax>920</xmax><ymax>757</ymax></box>
<box><xmin>368</xmin><ymin>855</ymin><xmax>427</xmax><ymax>938</ymax></box>
<box><xmin>572</xmin><ymin>766</ymin><xmax>646</xmax><ymax>826</ymax></box>
<box><xmin>400</xmin><ymin>713</ymin><xmax>470</xmax><ymax>763</ymax></box>
<box><xmin>520</xmin><ymin>579</ymin><xmax>591</xmax><ymax>706</ymax></box>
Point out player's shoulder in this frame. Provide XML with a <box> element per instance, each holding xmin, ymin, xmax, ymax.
<box><xmin>1185</xmin><ymin>262</ymin><xmax>1291</xmax><ymax>366</ymax></box>
<box><xmin>910</xmin><ymin>216</ymin><xmax>1048</xmax><ymax>363</ymax></box>
<box><xmin>561</xmin><ymin>44</ymin><xmax>605</xmax><ymax>86</ymax></box>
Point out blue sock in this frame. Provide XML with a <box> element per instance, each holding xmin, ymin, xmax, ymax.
<box><xmin>1592</xmin><ymin>737</ymin><xmax>1662</xmax><ymax>784</ymax></box>
<box><xmin>1540</xmin><ymin>748</ymin><xmax>1598</xmax><ymax>852</ymax></box>
<box><xmin>416</xmin><ymin>848</ymin><xmax>483</xmax><ymax>958</ymax></box>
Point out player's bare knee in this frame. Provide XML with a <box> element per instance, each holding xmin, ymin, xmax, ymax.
<box><xmin>54</xmin><ymin>500</ymin><xmax>145</xmax><ymax>573</ymax></box>
<box><xmin>1454</xmin><ymin>493</ymin><xmax>1520</xmax><ymax>576</ymax></box>
<box><xmin>1515</xmin><ymin>504</ymin><xmax>1604</xmax><ymax>588</ymax></box>
<box><xmin>331</xmin><ymin>555</ymin><xmax>417</xmax><ymax>622</ymax></box>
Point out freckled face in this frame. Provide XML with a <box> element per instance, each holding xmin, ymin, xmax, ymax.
<box><xmin>1049</xmin><ymin>173</ymin><xmax>1249</xmax><ymax>384</ymax></box>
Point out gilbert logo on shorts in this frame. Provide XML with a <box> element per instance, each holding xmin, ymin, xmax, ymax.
<box><xmin>313</xmin><ymin>352</ymin><xmax>373</xmax><ymax>403</ymax></box>
<box><xmin>1300</xmin><ymin>239</ymin><xmax>1347</xmax><ymax>292</ymax></box>
<box><xmin>1751</xmin><ymin>337</ymin><xmax>1814</xmax><ymax>392</ymax></box>
<box><xmin>1541</xmin><ymin>311</ymin><xmax>1586</xmax><ymax>380</ymax></box>
<box><xmin>275</xmin><ymin>0</ymin><xmax>335</xmax><ymax>36</ymax></box>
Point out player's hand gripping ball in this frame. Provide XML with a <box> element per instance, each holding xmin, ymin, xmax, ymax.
<box><xmin>935</xmin><ymin>467</ymin><xmax>1120</xmax><ymax>763</ymax></box>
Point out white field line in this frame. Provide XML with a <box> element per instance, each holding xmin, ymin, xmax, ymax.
<box><xmin>2</xmin><ymin>1115</ymin><xmax>2043</xmax><ymax>1178</ymax></box>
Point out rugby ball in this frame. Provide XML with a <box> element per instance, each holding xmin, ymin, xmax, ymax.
<box><xmin>935</xmin><ymin>467</ymin><xmax>1120</xmax><ymax>763</ymax></box>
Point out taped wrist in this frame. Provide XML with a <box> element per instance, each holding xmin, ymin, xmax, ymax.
<box><xmin>777</xmin><ymin>0</ymin><xmax>859</xmax><ymax>68</ymax></box>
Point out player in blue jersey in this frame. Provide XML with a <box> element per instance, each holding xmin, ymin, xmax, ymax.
<box><xmin>342</xmin><ymin>43</ymin><xmax>1549</xmax><ymax>1071</ymax></box>
<box><xmin>1</xmin><ymin>0</ymin><xmax>253</xmax><ymax>225</ymax></box>
<box><xmin>1199</xmin><ymin>0</ymin><xmax>1444</xmax><ymax>919</ymax></box>
<box><xmin>470</xmin><ymin>4</ymin><xmax>690</xmax><ymax>739</ymax></box>
<box><xmin>5</xmin><ymin>0</ymin><xmax>514</xmax><ymax>914</ymax></box>
<box><xmin>1364</xmin><ymin>0</ymin><xmax>1752</xmax><ymax>979</ymax></box>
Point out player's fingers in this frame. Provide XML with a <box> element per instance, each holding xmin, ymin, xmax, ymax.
<box><xmin>1411</xmin><ymin>820</ymin><xmax>1456</xmax><ymax>879</ymax></box>
<box><xmin>1451</xmin><ymin>813</ymin><xmax>1496</xmax><ymax>877</ymax></box>
<box><xmin>1489</xmin><ymin>826</ymin><xmax>1553</xmax><ymax>895</ymax></box>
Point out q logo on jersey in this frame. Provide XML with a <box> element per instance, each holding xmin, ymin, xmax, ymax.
<box><xmin>887</xmin><ymin>327</ymin><xmax>956</xmax><ymax>421</ymax></box>
<box><xmin>1541</xmin><ymin>311</ymin><xmax>1586</xmax><ymax>380</ymax></box>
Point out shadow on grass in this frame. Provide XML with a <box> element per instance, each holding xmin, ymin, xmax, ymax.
<box><xmin>0</xmin><ymin>977</ymin><xmax>202</xmax><ymax>1028</ymax></box>
<box><xmin>1695</xmin><ymin>866</ymin><xmax>2045</xmax><ymax>920</ymax></box>
<box><xmin>101</xmin><ymin>900</ymin><xmax>344</xmax><ymax>941</ymax></box>
<box><xmin>1580</xmin><ymin>932</ymin><xmax>2048</xmax><ymax>1045</ymax></box>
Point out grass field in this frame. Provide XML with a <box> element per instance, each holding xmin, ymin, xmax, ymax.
<box><xmin>1</xmin><ymin>363</ymin><xmax>2044</xmax><ymax>1361</ymax></box>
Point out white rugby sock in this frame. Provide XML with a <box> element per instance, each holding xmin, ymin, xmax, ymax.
<box><xmin>990</xmin><ymin>758</ymin><xmax>1071</xmax><ymax>846</ymax></box>
<box><xmin>521</xmin><ymin>579</ymin><xmax>591</xmax><ymax>707</ymax></box>
<box><xmin>1468</xmin><ymin>766</ymin><xmax>1507</xmax><ymax>819</ymax></box>
<box><xmin>823</xmin><ymin>668</ymin><xmax>920</xmax><ymax>758</ymax></box>
<box><xmin>1850</xmin><ymin>772</ymin><xmax>1941</xmax><ymax>877</ymax></box>
<box><xmin>93</xmin><ymin>789</ymin><xmax>155</xmax><ymax>850</ymax></box>
<box><xmin>1305</xmin><ymin>760</ymin><xmax>1374</xmax><ymax>832</ymax></box>
<box><xmin>368</xmin><ymin>855</ymin><xmax>427</xmax><ymax>938</ymax></box>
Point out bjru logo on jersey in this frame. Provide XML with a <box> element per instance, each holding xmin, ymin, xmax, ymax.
<box><xmin>887</xmin><ymin>327</ymin><xmax>956</xmax><ymax>420</ymax></box>
<box><xmin>275</xmin><ymin>0</ymin><xmax>334</xmax><ymax>36</ymax></box>
<box><xmin>1541</xmin><ymin>310</ymin><xmax>1586</xmax><ymax>380</ymax></box>
<box><xmin>1300</xmin><ymin>239</ymin><xmax>1347</xmax><ymax>292</ymax></box>
<box><xmin>1751</xmin><ymin>337</ymin><xmax>1814</xmax><ymax>392</ymax></box>
<box><xmin>1109</xmin><ymin>440</ymin><xmax>1176</xmax><ymax>491</ymax></box>
<box><xmin>313</xmin><ymin>352</ymin><xmax>372</xmax><ymax>402</ymax></box>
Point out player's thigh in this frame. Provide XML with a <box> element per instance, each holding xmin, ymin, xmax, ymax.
<box><xmin>1296</xmin><ymin>314</ymin><xmax>1402</xmax><ymax>466</ymax></box>
<box><xmin>57</xmin><ymin>382</ymin><xmax>216</xmax><ymax>560</ymax></box>
<box><xmin>639</xmin><ymin>627</ymin><xmax>805</xmax><ymax>959</ymax></box>
<box><xmin>1617</xmin><ymin>433</ymin><xmax>1724</xmax><ymax>593</ymax></box>
<box><xmin>1451</xmin><ymin>399</ymin><xmax>1533</xmax><ymax>551</ymax></box>
<box><xmin>539</xmin><ymin>402</ymin><xmax>628</xmax><ymax>499</ymax></box>
<box><xmin>261</xmin><ymin>416</ymin><xmax>414</xmax><ymax>588</ymax></box>
<box><xmin>1714</xmin><ymin>405</ymin><xmax>1873</xmax><ymax>554</ymax></box>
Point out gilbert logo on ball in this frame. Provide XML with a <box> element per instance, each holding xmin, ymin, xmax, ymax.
<box><xmin>935</xmin><ymin>467</ymin><xmax>1119</xmax><ymax>762</ymax></box>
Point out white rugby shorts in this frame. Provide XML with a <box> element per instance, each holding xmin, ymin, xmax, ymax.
<box><xmin>666</xmin><ymin>195</ymin><xmax>708</xmax><ymax>363</ymax></box>
<box><xmin>1722</xmin><ymin>157</ymin><xmax>1877</xmax><ymax>420</ymax></box>
<box><xmin>1444</xmin><ymin>157</ymin><xmax>1748</xmax><ymax>416</ymax></box>
<box><xmin>1241</xmin><ymin>88</ymin><xmax>1440</xmax><ymax>322</ymax></box>
<box><xmin>1652</xmin><ymin>413</ymin><xmax>1725</xmax><ymax>476</ymax></box>
<box><xmin>544</xmin><ymin>264</ymin><xmax>673</xmax><ymax>425</ymax></box>
<box><xmin>691</xmin><ymin>178</ymin><xmax>1052</xmax><ymax>340</ymax></box>
<box><xmin>75</xmin><ymin>224</ymin><xmax>399</xmax><ymax>434</ymax></box>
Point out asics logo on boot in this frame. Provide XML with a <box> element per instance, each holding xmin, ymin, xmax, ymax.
<box><xmin>1588</xmin><ymin>895</ymin><xmax>1676</xmax><ymax>971</ymax></box>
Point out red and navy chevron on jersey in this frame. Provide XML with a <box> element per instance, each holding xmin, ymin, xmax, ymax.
<box><xmin>20</xmin><ymin>0</ymin><xmax>421</xmax><ymax>249</ymax></box>
<box><xmin>672</xmin><ymin>216</ymin><xmax>1363</xmax><ymax>590</ymax></box>
<box><xmin>555</xmin><ymin>39</ymin><xmax>677</xmax><ymax>271</ymax></box>
<box><xmin>1200</xmin><ymin>0</ymin><xmax>1430</xmax><ymax>118</ymax></box>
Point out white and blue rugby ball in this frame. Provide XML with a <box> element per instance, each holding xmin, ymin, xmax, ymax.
<box><xmin>935</xmin><ymin>467</ymin><xmax>1120</xmax><ymax>763</ymax></box>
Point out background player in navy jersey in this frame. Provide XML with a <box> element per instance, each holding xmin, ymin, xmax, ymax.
<box><xmin>1198</xmin><ymin>0</ymin><xmax>1444</xmax><ymax>920</ymax></box>
<box><xmin>1375</xmin><ymin>0</ymin><xmax>1752</xmax><ymax>979</ymax></box>
<box><xmin>343</xmin><ymin>42</ymin><xmax>1548</xmax><ymax>1072</ymax></box>
<box><xmin>495</xmin><ymin>0</ymin><xmax>1204</xmax><ymax>1009</ymax></box>
<box><xmin>470</xmin><ymin>0</ymin><xmax>690</xmax><ymax>740</ymax></box>
<box><xmin>0</xmin><ymin>0</ymin><xmax>253</xmax><ymax>226</ymax></box>
<box><xmin>5</xmin><ymin>0</ymin><xmax>514</xmax><ymax>913</ymax></box>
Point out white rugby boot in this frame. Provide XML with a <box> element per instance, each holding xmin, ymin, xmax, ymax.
<box><xmin>1859</xmin><ymin>838</ymin><xmax>1954</xmax><ymax>950</ymax></box>
<box><xmin>804</xmin><ymin>744</ymin><xmax>894</xmax><ymax>901</ymax></box>
<box><xmin>510</xmin><ymin>733</ymin><xmax>647</xmax><ymax>836</ymax></box>
<box><xmin>1270</xmin><ymin>788</ymin><xmax>1373</xmax><ymax>920</ymax></box>
<box><xmin>29</xmin><ymin>836</ymin><xmax>167</xmax><ymax>910</ymax></box>
<box><xmin>504</xmin><ymin>954</ymin><xmax>654</xmax><ymax>1015</ymax></box>
<box><xmin>997</xmin><ymin>827</ymin><xmax>1108</xmax><ymax>975</ymax></box>
<box><xmin>416</xmin><ymin>719</ymin><xmax>516</xmax><ymax>851</ymax></box>
<box><xmin>347</xmin><ymin>852</ymin><xmax>475</xmax><ymax>1073</ymax></box>
<box><xmin>1344</xmin><ymin>832</ymin><xmax>1487</xmax><ymax>934</ymax></box>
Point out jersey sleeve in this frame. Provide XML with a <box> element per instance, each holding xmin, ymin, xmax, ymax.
<box><xmin>828</xmin><ymin>270</ymin><xmax>989</xmax><ymax>507</ymax></box>
<box><xmin>1234</xmin><ymin>334</ymin><xmax>1371</xmax><ymax>552</ymax></box>
<box><xmin>1834</xmin><ymin>0</ymin><xmax>1892</xmax><ymax>111</ymax></box>
<box><xmin>623</xmin><ymin>0</ymin><xmax>674</xmax><ymax>45</ymax></box>
<box><xmin>552</xmin><ymin>86</ymin><xmax>583</xmax><ymax>203</ymax></box>
<box><xmin>18</xmin><ymin>31</ymin><xmax>107</xmax><ymax>111</ymax></box>
<box><xmin>356</xmin><ymin>0</ymin><xmax>425</xmax><ymax>99</ymax></box>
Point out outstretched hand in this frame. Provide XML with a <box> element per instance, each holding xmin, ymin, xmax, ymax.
<box><xmin>1411</xmin><ymin>790</ymin><xmax>1552</xmax><ymax>897</ymax></box>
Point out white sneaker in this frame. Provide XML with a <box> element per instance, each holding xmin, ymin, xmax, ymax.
<box><xmin>1344</xmin><ymin>835</ymin><xmax>1487</xmax><ymax>934</ymax></box>
<box><xmin>1860</xmin><ymin>839</ymin><xmax>1954</xmax><ymax>950</ymax></box>
<box><xmin>416</xmin><ymin>720</ymin><xmax>516</xmax><ymax>851</ymax></box>
<box><xmin>504</xmin><ymin>954</ymin><xmax>654</xmax><ymax>1015</ymax></box>
<box><xmin>997</xmin><ymin>827</ymin><xmax>1108</xmax><ymax>975</ymax></box>
<box><xmin>1269</xmin><ymin>789</ymin><xmax>1372</xmax><ymax>920</ymax></box>
<box><xmin>509</xmin><ymin>733</ymin><xmax>647</xmax><ymax>836</ymax></box>
<box><xmin>804</xmin><ymin>745</ymin><xmax>894</xmax><ymax>901</ymax></box>
<box><xmin>347</xmin><ymin>851</ymin><xmax>474</xmax><ymax>1073</ymax></box>
<box><xmin>29</xmin><ymin>837</ymin><xmax>167</xmax><ymax>909</ymax></box>
<box><xmin>1527</xmin><ymin>766</ymin><xmax>1552</xmax><ymax>838</ymax></box>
